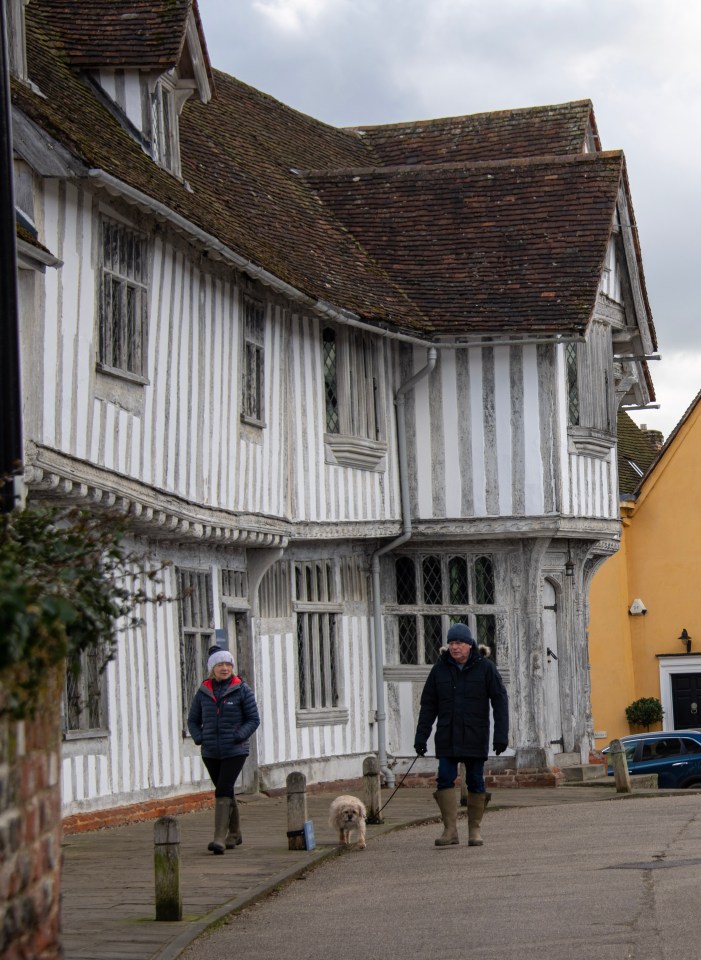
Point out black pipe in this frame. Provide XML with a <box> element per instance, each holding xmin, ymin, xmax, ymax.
<box><xmin>0</xmin><ymin>0</ymin><xmax>22</xmax><ymax>512</ymax></box>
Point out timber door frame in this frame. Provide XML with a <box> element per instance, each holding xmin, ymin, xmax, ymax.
<box><xmin>223</xmin><ymin>604</ymin><xmax>259</xmax><ymax>794</ymax></box>
<box><xmin>542</xmin><ymin>578</ymin><xmax>564</xmax><ymax>755</ymax></box>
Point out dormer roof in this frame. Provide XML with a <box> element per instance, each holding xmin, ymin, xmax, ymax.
<box><xmin>31</xmin><ymin>0</ymin><xmax>213</xmax><ymax>99</ymax></box>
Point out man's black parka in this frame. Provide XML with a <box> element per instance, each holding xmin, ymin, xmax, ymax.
<box><xmin>415</xmin><ymin>644</ymin><xmax>509</xmax><ymax>758</ymax></box>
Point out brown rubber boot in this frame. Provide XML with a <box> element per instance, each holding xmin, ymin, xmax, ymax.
<box><xmin>208</xmin><ymin>798</ymin><xmax>232</xmax><ymax>854</ymax></box>
<box><xmin>433</xmin><ymin>788</ymin><xmax>459</xmax><ymax>846</ymax></box>
<box><xmin>225</xmin><ymin>797</ymin><xmax>242</xmax><ymax>849</ymax></box>
<box><xmin>467</xmin><ymin>791</ymin><xmax>487</xmax><ymax>846</ymax></box>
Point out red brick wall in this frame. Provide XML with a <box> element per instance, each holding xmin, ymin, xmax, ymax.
<box><xmin>62</xmin><ymin>791</ymin><xmax>214</xmax><ymax>835</ymax></box>
<box><xmin>0</xmin><ymin>670</ymin><xmax>62</xmax><ymax>960</ymax></box>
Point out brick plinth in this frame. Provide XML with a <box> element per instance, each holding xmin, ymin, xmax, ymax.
<box><xmin>0</xmin><ymin>668</ymin><xmax>63</xmax><ymax>960</ymax></box>
<box><xmin>63</xmin><ymin>791</ymin><xmax>214</xmax><ymax>835</ymax></box>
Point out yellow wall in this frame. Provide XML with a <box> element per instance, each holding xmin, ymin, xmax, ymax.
<box><xmin>588</xmin><ymin>400</ymin><xmax>701</xmax><ymax>743</ymax></box>
<box><xmin>588</xmin><ymin>528</ymin><xmax>636</xmax><ymax>745</ymax></box>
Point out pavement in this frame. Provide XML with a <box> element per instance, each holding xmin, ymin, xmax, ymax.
<box><xmin>60</xmin><ymin>779</ymin><xmax>693</xmax><ymax>960</ymax></box>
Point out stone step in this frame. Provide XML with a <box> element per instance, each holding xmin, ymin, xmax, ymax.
<box><xmin>560</xmin><ymin>771</ymin><xmax>659</xmax><ymax>790</ymax></box>
<box><xmin>559</xmin><ymin>764</ymin><xmax>608</xmax><ymax>782</ymax></box>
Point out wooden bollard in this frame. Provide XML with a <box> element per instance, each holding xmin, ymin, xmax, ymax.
<box><xmin>363</xmin><ymin>755</ymin><xmax>383</xmax><ymax>823</ymax></box>
<box><xmin>609</xmin><ymin>738</ymin><xmax>632</xmax><ymax>794</ymax></box>
<box><xmin>154</xmin><ymin>816</ymin><xmax>182</xmax><ymax>921</ymax></box>
<box><xmin>287</xmin><ymin>772</ymin><xmax>308</xmax><ymax>850</ymax></box>
<box><xmin>460</xmin><ymin>763</ymin><xmax>468</xmax><ymax>807</ymax></box>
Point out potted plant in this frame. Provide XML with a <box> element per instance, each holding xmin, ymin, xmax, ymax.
<box><xmin>625</xmin><ymin>697</ymin><xmax>664</xmax><ymax>731</ymax></box>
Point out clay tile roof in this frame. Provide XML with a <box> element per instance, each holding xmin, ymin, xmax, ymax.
<box><xmin>616</xmin><ymin>410</ymin><xmax>659</xmax><ymax>495</ymax></box>
<box><xmin>303</xmin><ymin>152</ymin><xmax>623</xmax><ymax>336</ymax></box>
<box><xmin>15</xmin><ymin>5</ymin><xmax>648</xmax><ymax>341</ymax></box>
<box><xmin>350</xmin><ymin>100</ymin><xmax>599</xmax><ymax>167</ymax></box>
<box><xmin>31</xmin><ymin>0</ymin><xmax>208</xmax><ymax>74</ymax></box>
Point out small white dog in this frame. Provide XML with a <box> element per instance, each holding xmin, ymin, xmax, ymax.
<box><xmin>328</xmin><ymin>795</ymin><xmax>367</xmax><ymax>850</ymax></box>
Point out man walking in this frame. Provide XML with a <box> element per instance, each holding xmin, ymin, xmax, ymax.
<box><xmin>414</xmin><ymin>623</ymin><xmax>509</xmax><ymax>847</ymax></box>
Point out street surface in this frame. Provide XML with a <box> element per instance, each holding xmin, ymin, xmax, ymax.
<box><xmin>180</xmin><ymin>794</ymin><xmax>701</xmax><ymax>960</ymax></box>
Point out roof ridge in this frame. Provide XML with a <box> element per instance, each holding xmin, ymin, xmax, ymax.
<box><xmin>345</xmin><ymin>99</ymin><xmax>593</xmax><ymax>134</ymax></box>
<box><xmin>300</xmin><ymin>149</ymin><xmax>624</xmax><ymax>180</ymax></box>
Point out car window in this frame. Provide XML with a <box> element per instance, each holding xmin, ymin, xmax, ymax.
<box><xmin>641</xmin><ymin>738</ymin><xmax>684</xmax><ymax>760</ymax></box>
<box><xmin>681</xmin><ymin>738</ymin><xmax>701</xmax><ymax>755</ymax></box>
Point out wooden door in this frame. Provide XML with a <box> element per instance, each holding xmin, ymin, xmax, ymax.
<box><xmin>542</xmin><ymin>581</ymin><xmax>563</xmax><ymax>754</ymax></box>
<box><xmin>671</xmin><ymin>673</ymin><xmax>701</xmax><ymax>729</ymax></box>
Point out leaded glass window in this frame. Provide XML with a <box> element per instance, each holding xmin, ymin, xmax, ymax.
<box><xmin>98</xmin><ymin>218</ymin><xmax>148</xmax><ymax>377</ymax></box>
<box><xmin>242</xmin><ymin>297</ymin><xmax>265</xmax><ymax>423</ymax></box>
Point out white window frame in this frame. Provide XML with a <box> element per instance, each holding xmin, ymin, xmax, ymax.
<box><xmin>322</xmin><ymin>324</ymin><xmax>387</xmax><ymax>471</ymax></box>
<box><xmin>178</xmin><ymin>568</ymin><xmax>215</xmax><ymax>732</ymax></box>
<box><xmin>293</xmin><ymin>559</ymin><xmax>348</xmax><ymax>726</ymax></box>
<box><xmin>97</xmin><ymin>217</ymin><xmax>149</xmax><ymax>381</ymax></box>
<box><xmin>62</xmin><ymin>644</ymin><xmax>109</xmax><ymax>740</ymax></box>
<box><xmin>241</xmin><ymin>295</ymin><xmax>266</xmax><ymax>426</ymax></box>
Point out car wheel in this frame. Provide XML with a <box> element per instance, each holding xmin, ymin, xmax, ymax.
<box><xmin>681</xmin><ymin>778</ymin><xmax>701</xmax><ymax>789</ymax></box>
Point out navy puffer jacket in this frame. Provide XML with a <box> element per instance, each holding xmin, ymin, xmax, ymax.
<box><xmin>415</xmin><ymin>646</ymin><xmax>508</xmax><ymax>758</ymax></box>
<box><xmin>187</xmin><ymin>676</ymin><xmax>260</xmax><ymax>759</ymax></box>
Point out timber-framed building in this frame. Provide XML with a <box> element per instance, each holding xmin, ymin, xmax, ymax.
<box><xmin>8</xmin><ymin>0</ymin><xmax>657</xmax><ymax>812</ymax></box>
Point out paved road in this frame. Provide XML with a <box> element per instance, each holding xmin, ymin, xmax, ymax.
<box><xmin>179</xmin><ymin>794</ymin><xmax>701</xmax><ymax>960</ymax></box>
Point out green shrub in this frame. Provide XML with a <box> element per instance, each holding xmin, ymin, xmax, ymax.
<box><xmin>625</xmin><ymin>697</ymin><xmax>664</xmax><ymax>730</ymax></box>
<box><xmin>0</xmin><ymin>505</ymin><xmax>167</xmax><ymax>719</ymax></box>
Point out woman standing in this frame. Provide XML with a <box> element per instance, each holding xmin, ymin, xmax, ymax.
<box><xmin>188</xmin><ymin>648</ymin><xmax>260</xmax><ymax>854</ymax></box>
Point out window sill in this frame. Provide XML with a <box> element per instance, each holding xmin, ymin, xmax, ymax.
<box><xmin>324</xmin><ymin>433</ymin><xmax>387</xmax><ymax>472</ymax></box>
<box><xmin>240</xmin><ymin>414</ymin><xmax>266</xmax><ymax>431</ymax></box>
<box><xmin>63</xmin><ymin>728</ymin><xmax>109</xmax><ymax>742</ymax></box>
<box><xmin>567</xmin><ymin>427</ymin><xmax>616</xmax><ymax>459</ymax></box>
<box><xmin>296</xmin><ymin>707</ymin><xmax>349</xmax><ymax>727</ymax></box>
<box><xmin>96</xmin><ymin>362</ymin><xmax>149</xmax><ymax>387</ymax></box>
<box><xmin>383</xmin><ymin>665</ymin><xmax>432</xmax><ymax>682</ymax></box>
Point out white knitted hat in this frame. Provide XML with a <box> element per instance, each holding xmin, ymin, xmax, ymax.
<box><xmin>207</xmin><ymin>649</ymin><xmax>235</xmax><ymax>673</ymax></box>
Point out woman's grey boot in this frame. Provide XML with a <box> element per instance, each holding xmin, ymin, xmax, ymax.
<box><xmin>225</xmin><ymin>798</ymin><xmax>242</xmax><ymax>849</ymax></box>
<box><xmin>208</xmin><ymin>798</ymin><xmax>232</xmax><ymax>854</ymax></box>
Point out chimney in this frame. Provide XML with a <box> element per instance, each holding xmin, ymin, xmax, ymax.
<box><xmin>639</xmin><ymin>424</ymin><xmax>664</xmax><ymax>451</ymax></box>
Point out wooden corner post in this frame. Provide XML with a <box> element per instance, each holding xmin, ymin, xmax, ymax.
<box><xmin>154</xmin><ymin>816</ymin><xmax>182</xmax><ymax>921</ymax></box>
<box><xmin>287</xmin><ymin>772</ymin><xmax>308</xmax><ymax>850</ymax></box>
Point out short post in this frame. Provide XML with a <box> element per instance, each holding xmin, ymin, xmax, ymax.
<box><xmin>287</xmin><ymin>772</ymin><xmax>308</xmax><ymax>850</ymax></box>
<box><xmin>460</xmin><ymin>763</ymin><xmax>468</xmax><ymax>807</ymax></box>
<box><xmin>154</xmin><ymin>816</ymin><xmax>182</xmax><ymax>921</ymax></box>
<box><xmin>609</xmin><ymin>738</ymin><xmax>632</xmax><ymax>794</ymax></box>
<box><xmin>363</xmin><ymin>755</ymin><xmax>383</xmax><ymax>824</ymax></box>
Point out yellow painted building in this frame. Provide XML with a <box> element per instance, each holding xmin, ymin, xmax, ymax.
<box><xmin>589</xmin><ymin>398</ymin><xmax>701</xmax><ymax>746</ymax></box>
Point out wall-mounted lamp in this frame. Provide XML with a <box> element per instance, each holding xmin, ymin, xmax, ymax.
<box><xmin>564</xmin><ymin>541</ymin><xmax>574</xmax><ymax>578</ymax></box>
<box><xmin>679</xmin><ymin>628</ymin><xmax>692</xmax><ymax>654</ymax></box>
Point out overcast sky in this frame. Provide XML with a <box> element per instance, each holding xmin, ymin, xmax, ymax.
<box><xmin>198</xmin><ymin>0</ymin><xmax>701</xmax><ymax>439</ymax></box>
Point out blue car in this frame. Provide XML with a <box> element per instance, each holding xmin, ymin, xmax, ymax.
<box><xmin>602</xmin><ymin>730</ymin><xmax>701</xmax><ymax>789</ymax></box>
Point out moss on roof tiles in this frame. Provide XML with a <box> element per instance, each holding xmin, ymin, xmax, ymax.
<box><xmin>16</xmin><ymin>5</ymin><xmax>651</xmax><ymax>341</ymax></box>
<box><xmin>350</xmin><ymin>101</ymin><xmax>596</xmax><ymax>166</ymax></box>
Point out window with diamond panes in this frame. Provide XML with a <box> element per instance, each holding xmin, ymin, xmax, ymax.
<box><xmin>474</xmin><ymin>556</ymin><xmax>495</xmax><ymax>605</ymax></box>
<box><xmin>178</xmin><ymin>568</ymin><xmax>214</xmax><ymax>729</ymax></box>
<box><xmin>294</xmin><ymin>560</ymin><xmax>340</xmax><ymax>710</ymax></box>
<box><xmin>389</xmin><ymin>554</ymin><xmax>499</xmax><ymax>665</ymax></box>
<box><xmin>566</xmin><ymin>342</ymin><xmax>580</xmax><ymax>426</ymax></box>
<box><xmin>321</xmin><ymin>324</ymin><xmax>383</xmax><ymax>442</ymax></box>
<box><xmin>323</xmin><ymin>327</ymin><xmax>340</xmax><ymax>434</ymax></box>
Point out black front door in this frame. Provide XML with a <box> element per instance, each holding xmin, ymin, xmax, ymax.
<box><xmin>671</xmin><ymin>673</ymin><xmax>701</xmax><ymax>728</ymax></box>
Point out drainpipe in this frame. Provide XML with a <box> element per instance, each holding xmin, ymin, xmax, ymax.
<box><xmin>371</xmin><ymin>347</ymin><xmax>437</xmax><ymax>787</ymax></box>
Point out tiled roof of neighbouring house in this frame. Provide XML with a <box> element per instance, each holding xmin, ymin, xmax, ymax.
<box><xmin>15</xmin><ymin>0</ymin><xmax>655</xmax><ymax>344</ymax></box>
<box><xmin>617</xmin><ymin>411</ymin><xmax>660</xmax><ymax>495</ymax></box>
